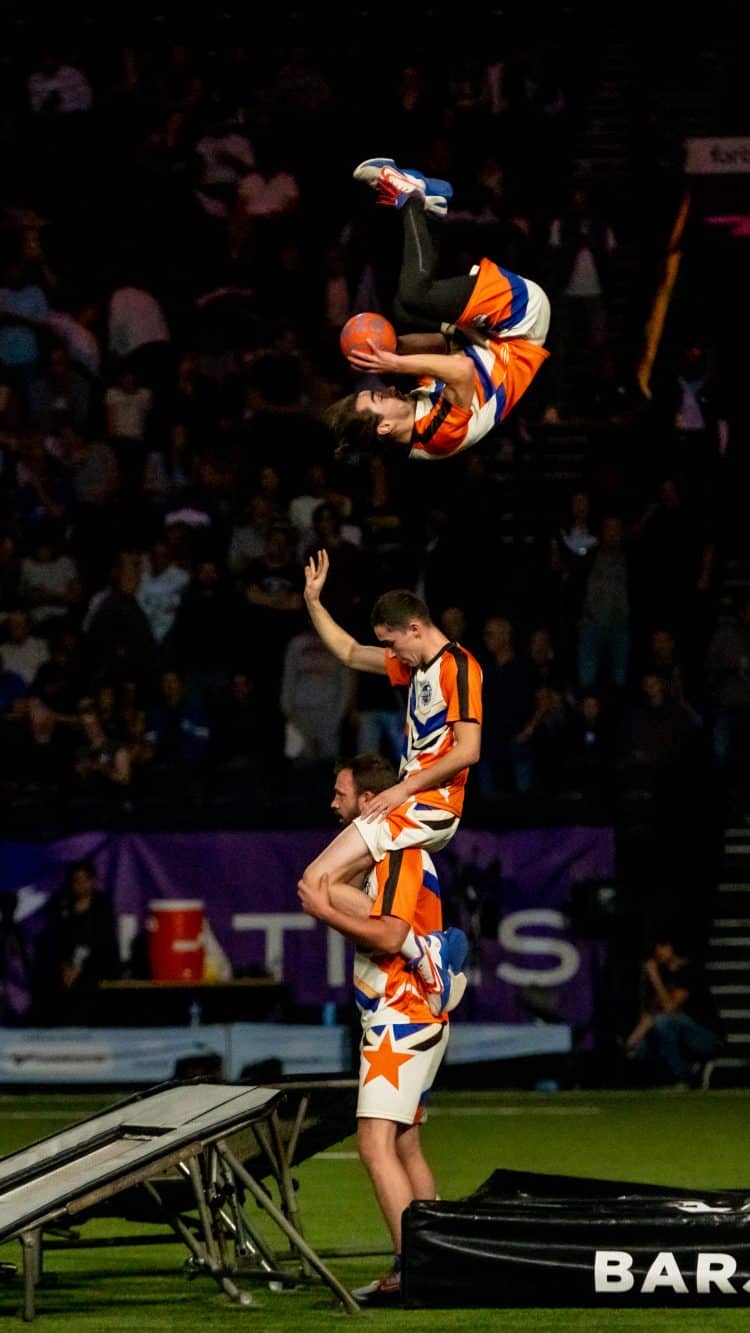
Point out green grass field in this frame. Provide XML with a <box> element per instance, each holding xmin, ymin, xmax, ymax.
<box><xmin>1</xmin><ymin>1088</ymin><xmax>749</xmax><ymax>1329</ymax></box>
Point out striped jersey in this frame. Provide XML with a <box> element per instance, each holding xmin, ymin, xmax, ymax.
<box><xmin>354</xmin><ymin>848</ymin><xmax>445</xmax><ymax>1027</ymax></box>
<box><xmin>386</xmin><ymin>640</ymin><xmax>482</xmax><ymax>817</ymax></box>
<box><xmin>409</xmin><ymin>257</ymin><xmax>549</xmax><ymax>460</ymax></box>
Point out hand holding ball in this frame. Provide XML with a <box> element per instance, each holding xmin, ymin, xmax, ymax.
<box><xmin>339</xmin><ymin>312</ymin><xmax>398</xmax><ymax>360</ymax></box>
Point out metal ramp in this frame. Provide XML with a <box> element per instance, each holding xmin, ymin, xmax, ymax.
<box><xmin>0</xmin><ymin>1081</ymin><xmax>358</xmax><ymax>1320</ymax></box>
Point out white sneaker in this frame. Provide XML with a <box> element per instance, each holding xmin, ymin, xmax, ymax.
<box><xmin>353</xmin><ymin>159</ymin><xmax>447</xmax><ymax>216</ymax></box>
<box><xmin>410</xmin><ymin>929</ymin><xmax>469</xmax><ymax>1016</ymax></box>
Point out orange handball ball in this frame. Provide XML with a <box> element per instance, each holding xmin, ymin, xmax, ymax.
<box><xmin>339</xmin><ymin>311</ymin><xmax>398</xmax><ymax>359</ymax></box>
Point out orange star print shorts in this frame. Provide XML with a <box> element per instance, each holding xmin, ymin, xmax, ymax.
<box><xmin>356</xmin><ymin>1020</ymin><xmax>450</xmax><ymax>1125</ymax></box>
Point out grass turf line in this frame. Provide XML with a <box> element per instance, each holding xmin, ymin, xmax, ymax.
<box><xmin>0</xmin><ymin>1090</ymin><xmax>749</xmax><ymax>1329</ymax></box>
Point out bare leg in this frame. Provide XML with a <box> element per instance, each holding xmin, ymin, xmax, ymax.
<box><xmin>299</xmin><ymin>822</ymin><xmax>374</xmax><ymax>897</ymax></box>
<box><xmin>357</xmin><ymin>1117</ymin><xmax>414</xmax><ymax>1252</ymax></box>
<box><xmin>395</xmin><ymin>1123</ymin><xmax>436</xmax><ymax>1199</ymax></box>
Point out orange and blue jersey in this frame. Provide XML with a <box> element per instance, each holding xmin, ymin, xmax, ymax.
<box><xmin>409</xmin><ymin>258</ymin><xmax>550</xmax><ymax>460</ymax></box>
<box><xmin>353</xmin><ymin>848</ymin><xmax>445</xmax><ymax>1028</ymax></box>
<box><xmin>385</xmin><ymin>640</ymin><xmax>483</xmax><ymax>818</ymax></box>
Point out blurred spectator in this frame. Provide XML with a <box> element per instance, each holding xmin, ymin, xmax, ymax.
<box><xmin>169</xmin><ymin>557</ymin><xmax>245</xmax><ymax>702</ymax></box>
<box><xmin>543</xmin><ymin>180</ymin><xmax>617</xmax><ymax>422</ymax></box>
<box><xmin>653</xmin><ymin>343</ymin><xmax>729</xmax><ymax>478</ymax></box>
<box><xmin>308</xmin><ymin>502</ymin><xmax>363</xmax><ymax>628</ymax></box>
<box><xmin>143</xmin><ymin>435</ymin><xmax>191</xmax><ymax>520</ymax></box>
<box><xmin>566</xmin><ymin>692</ymin><xmax>610</xmax><ymax>797</ymax></box>
<box><xmin>227</xmin><ymin>493</ymin><xmax>275</xmax><ymax>577</ymax></box>
<box><xmin>271</xmin><ymin>43</ymin><xmax>333</xmax><ymax>121</ymax></box>
<box><xmin>0</xmin><ymin>608</ymin><xmax>49</xmax><ymax>684</ymax></box>
<box><xmin>631</xmin><ymin>476</ymin><xmax>716</xmax><ymax>656</ymax></box>
<box><xmin>46</xmin><ymin>300</ymin><xmax>102</xmax><ymax>378</ymax></box>
<box><xmin>19</xmin><ymin>524</ymin><xmax>81</xmax><ymax>632</ymax></box>
<box><xmin>413</xmin><ymin>507</ymin><xmax>463</xmax><ymax>615</ymax></box>
<box><xmin>618</xmin><ymin>673</ymin><xmax>699</xmax><ymax>794</ymax></box>
<box><xmin>72</xmin><ymin>693</ymin><xmax>132</xmax><ymax>791</ymax></box>
<box><xmin>34</xmin><ymin>858</ymin><xmax>119</xmax><ymax>1027</ymax></box>
<box><xmin>643</xmin><ymin>627</ymin><xmax>696</xmax><ymax>716</ymax></box>
<box><xmin>359</xmin><ymin>454</ymin><xmax>409</xmax><ymax>592</ymax></box>
<box><xmin>9</xmin><ymin>693</ymin><xmax>73</xmax><ymax>797</ymax></box>
<box><xmin>0</xmin><ymin>261</ymin><xmax>49</xmax><ymax>399</ymax></box>
<box><xmin>83</xmin><ymin>554</ymin><xmax>156</xmax><ymax>686</ymax></box>
<box><xmin>706</xmin><ymin>592</ymin><xmax>750</xmax><ymax>793</ymax></box>
<box><xmin>478</xmin><ymin>616</ymin><xmax>535</xmax><ymax>798</ymax></box>
<box><xmin>625</xmin><ymin>936</ymin><xmax>723</xmax><ymax>1087</ymax></box>
<box><xmin>65</xmin><ymin>429</ymin><xmax>120</xmax><ymax>587</ymax></box>
<box><xmin>517</xmin><ymin>685</ymin><xmax>573</xmax><ymax>795</ymax></box>
<box><xmin>440</xmin><ymin>605</ymin><xmax>470</xmax><ymax>648</ymax></box>
<box><xmin>0</xmin><ymin>533</ymin><xmax>21</xmax><ymax>608</ymax></box>
<box><xmin>29</xmin><ymin>622</ymin><xmax>85</xmax><ymax>714</ymax></box>
<box><xmin>545</xmin><ymin>489</ymin><xmax>598</xmax><ymax>670</ymax></box>
<box><xmin>556</xmin><ymin>488</ymin><xmax>598</xmax><ymax>570</ymax></box>
<box><xmin>143</xmin><ymin>667</ymin><xmax>211</xmax><ymax>771</ymax></box>
<box><xmin>350</xmin><ymin>670</ymin><xmax>404</xmax><ymax>768</ymax></box>
<box><xmin>289</xmin><ymin>463</ymin><xmax>337</xmax><ymax>554</ymax></box>
<box><xmin>28</xmin><ymin>51</ymin><xmax>93</xmax><ymax>114</ymax></box>
<box><xmin>105</xmin><ymin>363</ymin><xmax>153</xmax><ymax>508</ymax></box>
<box><xmin>233</xmin><ymin>138</ymin><xmax>300</xmax><ymax>270</ymax></box>
<box><xmin>0</xmin><ymin>650</ymin><xmax>26</xmax><ymax>716</ymax></box>
<box><xmin>528</xmin><ymin>626</ymin><xmax>558</xmax><ymax>691</ymax></box>
<box><xmin>193</xmin><ymin>110</ymin><xmax>255</xmax><ymax>216</ymax></box>
<box><xmin>14</xmin><ymin>432</ymin><xmax>70</xmax><ymax>527</ymax></box>
<box><xmin>210</xmin><ymin>669</ymin><xmax>277</xmax><ymax>770</ymax></box>
<box><xmin>0</xmin><ymin>889</ymin><xmax>34</xmax><ymax>1024</ymax></box>
<box><xmin>578</xmin><ymin>517</ymin><xmax>630</xmax><ymax>692</ymax></box>
<box><xmin>105</xmin><ymin>359</ymin><xmax>152</xmax><ymax>442</ymax></box>
<box><xmin>280</xmin><ymin>629</ymin><xmax>352</xmax><ymax>762</ymax></box>
<box><xmin>107</xmin><ymin>281</ymin><xmax>171</xmax><ymax>391</ymax></box>
<box><xmin>168</xmin><ymin>350</ymin><xmax>219</xmax><ymax>452</ymax></box>
<box><xmin>244</xmin><ymin>525</ymin><xmax>304</xmax><ymax>679</ymax></box>
<box><xmin>28</xmin><ymin>343</ymin><xmax>91</xmax><ymax>434</ymax></box>
<box><xmin>136</xmin><ymin>538</ymin><xmax>190</xmax><ymax>646</ymax></box>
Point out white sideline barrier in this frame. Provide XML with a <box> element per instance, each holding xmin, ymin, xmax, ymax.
<box><xmin>0</xmin><ymin>1021</ymin><xmax>571</xmax><ymax>1084</ymax></box>
<box><xmin>0</xmin><ymin>1024</ymin><xmax>351</xmax><ymax>1084</ymax></box>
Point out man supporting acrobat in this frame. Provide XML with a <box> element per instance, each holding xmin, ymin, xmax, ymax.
<box><xmin>299</xmin><ymin>752</ymin><xmax>458</xmax><ymax>1304</ymax></box>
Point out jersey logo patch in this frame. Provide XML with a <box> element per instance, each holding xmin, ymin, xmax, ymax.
<box><xmin>418</xmin><ymin>680</ymin><xmax>432</xmax><ymax>710</ymax></box>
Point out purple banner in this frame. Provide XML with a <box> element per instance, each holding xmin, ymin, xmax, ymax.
<box><xmin>0</xmin><ymin>827</ymin><xmax>613</xmax><ymax>1035</ymax></box>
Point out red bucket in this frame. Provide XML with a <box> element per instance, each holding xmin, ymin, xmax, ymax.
<box><xmin>147</xmin><ymin>899</ymin><xmax>205</xmax><ymax>982</ymax></box>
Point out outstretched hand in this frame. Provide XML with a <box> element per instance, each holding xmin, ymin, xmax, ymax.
<box><xmin>304</xmin><ymin>548</ymin><xmax>329</xmax><ymax>601</ymax></box>
<box><xmin>347</xmin><ymin>339</ymin><xmax>402</xmax><ymax>374</ymax></box>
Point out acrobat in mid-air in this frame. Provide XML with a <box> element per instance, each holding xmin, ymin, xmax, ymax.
<box><xmin>326</xmin><ymin>157</ymin><xmax>551</xmax><ymax>461</ymax></box>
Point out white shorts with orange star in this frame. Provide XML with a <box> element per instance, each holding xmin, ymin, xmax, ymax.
<box><xmin>354</xmin><ymin>800</ymin><xmax>460</xmax><ymax>862</ymax></box>
<box><xmin>356</xmin><ymin>1020</ymin><xmax>449</xmax><ymax>1126</ymax></box>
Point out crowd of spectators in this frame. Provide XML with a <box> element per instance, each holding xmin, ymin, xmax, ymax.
<box><xmin>0</xmin><ymin>17</ymin><xmax>745</xmax><ymax>851</ymax></box>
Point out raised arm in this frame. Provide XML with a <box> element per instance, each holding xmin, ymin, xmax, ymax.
<box><xmin>304</xmin><ymin>550</ymin><xmax>387</xmax><ymax>674</ymax></box>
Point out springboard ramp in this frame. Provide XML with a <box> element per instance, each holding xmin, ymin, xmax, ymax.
<box><xmin>0</xmin><ymin>1081</ymin><xmax>359</xmax><ymax>1319</ymax></box>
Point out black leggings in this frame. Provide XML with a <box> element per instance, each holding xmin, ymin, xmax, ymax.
<box><xmin>392</xmin><ymin>199</ymin><xmax>475</xmax><ymax>332</ymax></box>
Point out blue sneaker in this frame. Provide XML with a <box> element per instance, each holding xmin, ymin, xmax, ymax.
<box><xmin>411</xmin><ymin>927</ymin><xmax>468</xmax><ymax>1016</ymax></box>
<box><xmin>353</xmin><ymin>158</ymin><xmax>451</xmax><ymax>217</ymax></box>
<box><xmin>403</xmin><ymin>167</ymin><xmax>454</xmax><ymax>201</ymax></box>
<box><xmin>353</xmin><ymin>157</ymin><xmax>398</xmax><ymax>185</ymax></box>
<box><xmin>444</xmin><ymin>925</ymin><xmax>469</xmax><ymax>973</ymax></box>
